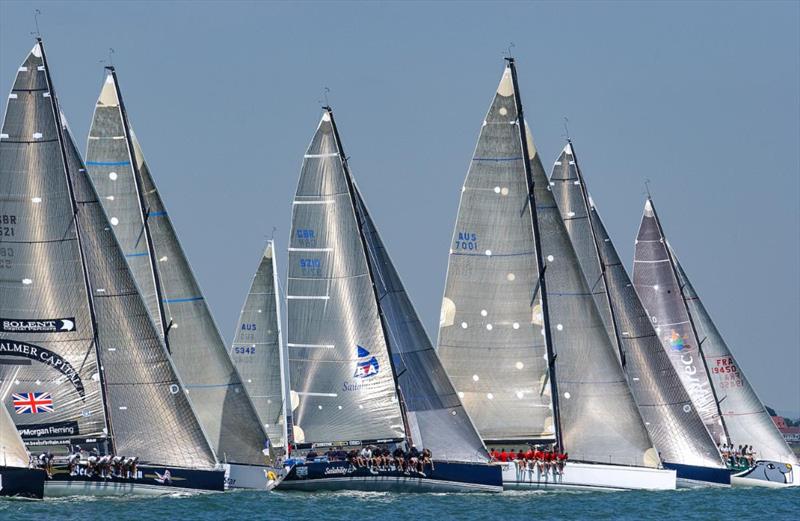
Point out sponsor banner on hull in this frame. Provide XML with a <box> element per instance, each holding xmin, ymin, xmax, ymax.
<box><xmin>1</xmin><ymin>318</ymin><xmax>75</xmax><ymax>333</ymax></box>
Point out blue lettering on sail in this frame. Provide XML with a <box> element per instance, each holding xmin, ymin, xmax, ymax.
<box><xmin>454</xmin><ymin>231</ymin><xmax>478</xmax><ymax>251</ymax></box>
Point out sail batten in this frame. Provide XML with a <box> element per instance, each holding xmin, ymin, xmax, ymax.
<box><xmin>86</xmin><ymin>68</ymin><xmax>269</xmax><ymax>465</ymax></box>
<box><xmin>550</xmin><ymin>143</ymin><xmax>725</xmax><ymax>468</ymax></box>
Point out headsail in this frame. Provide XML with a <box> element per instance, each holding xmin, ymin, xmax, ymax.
<box><xmin>231</xmin><ymin>241</ymin><xmax>288</xmax><ymax>448</ymax></box>
<box><xmin>633</xmin><ymin>198</ymin><xmax>727</xmax><ymax>444</ymax></box>
<box><xmin>550</xmin><ymin>143</ymin><xmax>724</xmax><ymax>468</ymax></box>
<box><xmin>354</xmin><ymin>182</ymin><xmax>490</xmax><ymax>463</ymax></box>
<box><xmin>1</xmin><ymin>40</ymin><xmax>217</xmax><ymax>468</ymax></box>
<box><xmin>672</xmin><ymin>245</ymin><xmax>797</xmax><ymax>465</ymax></box>
<box><xmin>86</xmin><ymin>68</ymin><xmax>268</xmax><ymax>465</ymax></box>
<box><xmin>439</xmin><ymin>60</ymin><xmax>658</xmax><ymax>467</ymax></box>
<box><xmin>1</xmin><ymin>398</ymin><xmax>30</xmax><ymax>468</ymax></box>
<box><xmin>287</xmin><ymin>111</ymin><xmax>404</xmax><ymax>445</ymax></box>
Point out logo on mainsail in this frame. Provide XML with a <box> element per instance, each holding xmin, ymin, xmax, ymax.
<box><xmin>667</xmin><ymin>330</ymin><xmax>689</xmax><ymax>352</ymax></box>
<box><xmin>353</xmin><ymin>345</ymin><xmax>379</xmax><ymax>379</ymax></box>
<box><xmin>12</xmin><ymin>392</ymin><xmax>54</xmax><ymax>414</ymax></box>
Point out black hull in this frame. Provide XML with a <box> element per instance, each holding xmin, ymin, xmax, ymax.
<box><xmin>663</xmin><ymin>462</ymin><xmax>731</xmax><ymax>487</ymax></box>
<box><xmin>0</xmin><ymin>467</ymin><xmax>46</xmax><ymax>499</ymax></box>
<box><xmin>44</xmin><ymin>463</ymin><xmax>225</xmax><ymax>496</ymax></box>
<box><xmin>277</xmin><ymin>460</ymin><xmax>502</xmax><ymax>493</ymax></box>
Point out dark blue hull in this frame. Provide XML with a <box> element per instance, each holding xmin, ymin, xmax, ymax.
<box><xmin>44</xmin><ymin>464</ymin><xmax>225</xmax><ymax>496</ymax></box>
<box><xmin>0</xmin><ymin>467</ymin><xmax>46</xmax><ymax>499</ymax></box>
<box><xmin>663</xmin><ymin>462</ymin><xmax>731</xmax><ymax>486</ymax></box>
<box><xmin>277</xmin><ymin>460</ymin><xmax>502</xmax><ymax>493</ymax></box>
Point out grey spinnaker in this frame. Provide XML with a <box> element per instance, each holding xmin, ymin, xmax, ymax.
<box><xmin>231</xmin><ymin>241</ymin><xmax>288</xmax><ymax>449</ymax></box>
<box><xmin>287</xmin><ymin>111</ymin><xmax>404</xmax><ymax>445</ymax></box>
<box><xmin>550</xmin><ymin>142</ymin><xmax>724</xmax><ymax>469</ymax></box>
<box><xmin>86</xmin><ymin>68</ymin><xmax>269</xmax><ymax>465</ymax></box>
<box><xmin>672</xmin><ymin>245</ymin><xmax>797</xmax><ymax>465</ymax></box>
<box><xmin>438</xmin><ymin>60</ymin><xmax>658</xmax><ymax>467</ymax></box>
<box><xmin>354</xmin><ymin>185</ymin><xmax>490</xmax><ymax>462</ymax></box>
<box><xmin>0</xmin><ymin>41</ymin><xmax>217</xmax><ymax>469</ymax></box>
<box><xmin>633</xmin><ymin>199</ymin><xmax>726</xmax><ymax>444</ymax></box>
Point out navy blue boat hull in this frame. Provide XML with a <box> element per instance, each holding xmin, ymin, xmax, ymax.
<box><xmin>277</xmin><ymin>460</ymin><xmax>502</xmax><ymax>493</ymax></box>
<box><xmin>44</xmin><ymin>464</ymin><xmax>225</xmax><ymax>496</ymax></box>
<box><xmin>663</xmin><ymin>462</ymin><xmax>731</xmax><ymax>487</ymax></box>
<box><xmin>0</xmin><ymin>467</ymin><xmax>46</xmax><ymax>499</ymax></box>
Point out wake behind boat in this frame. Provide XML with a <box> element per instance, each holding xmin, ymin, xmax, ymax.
<box><xmin>0</xmin><ymin>39</ymin><xmax>224</xmax><ymax>497</ymax></box>
<box><xmin>275</xmin><ymin>107</ymin><xmax>501</xmax><ymax>493</ymax></box>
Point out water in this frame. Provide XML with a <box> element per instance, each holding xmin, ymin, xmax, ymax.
<box><xmin>1</xmin><ymin>487</ymin><xmax>797</xmax><ymax>521</ymax></box>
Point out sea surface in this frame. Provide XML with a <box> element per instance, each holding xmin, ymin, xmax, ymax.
<box><xmin>1</xmin><ymin>487</ymin><xmax>798</xmax><ymax>521</ymax></box>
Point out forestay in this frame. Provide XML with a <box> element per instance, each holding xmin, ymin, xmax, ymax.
<box><xmin>86</xmin><ymin>69</ymin><xmax>269</xmax><ymax>465</ymax></box>
<box><xmin>287</xmin><ymin>111</ymin><xmax>404</xmax><ymax>445</ymax></box>
<box><xmin>633</xmin><ymin>199</ymin><xmax>726</xmax><ymax>444</ymax></box>
<box><xmin>231</xmin><ymin>241</ymin><xmax>288</xmax><ymax>448</ymax></box>
<box><xmin>354</xmin><ymin>185</ymin><xmax>490</xmax><ymax>462</ymax></box>
<box><xmin>1</xmin><ymin>41</ymin><xmax>217</xmax><ymax>469</ymax></box>
<box><xmin>550</xmin><ymin>143</ymin><xmax>724</xmax><ymax>469</ymax></box>
<box><xmin>672</xmin><ymin>250</ymin><xmax>797</xmax><ymax>465</ymax></box>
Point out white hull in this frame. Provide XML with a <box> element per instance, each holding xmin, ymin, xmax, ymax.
<box><xmin>499</xmin><ymin>461</ymin><xmax>676</xmax><ymax>491</ymax></box>
<box><xmin>44</xmin><ymin>480</ymin><xmax>215</xmax><ymax>497</ymax></box>
<box><xmin>223</xmin><ymin>463</ymin><xmax>279</xmax><ymax>491</ymax></box>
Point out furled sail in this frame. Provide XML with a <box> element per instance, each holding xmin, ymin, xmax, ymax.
<box><xmin>86</xmin><ymin>68</ymin><xmax>268</xmax><ymax>465</ymax></box>
<box><xmin>287</xmin><ymin>111</ymin><xmax>404</xmax><ymax>445</ymax></box>
<box><xmin>672</xmin><ymin>247</ymin><xmax>797</xmax><ymax>465</ymax></box>
<box><xmin>1</xmin><ymin>41</ymin><xmax>217</xmax><ymax>469</ymax></box>
<box><xmin>633</xmin><ymin>199</ymin><xmax>726</xmax><ymax>444</ymax></box>
<box><xmin>1</xmin><ymin>399</ymin><xmax>30</xmax><ymax>468</ymax></box>
<box><xmin>439</xmin><ymin>60</ymin><xmax>657</xmax><ymax>467</ymax></box>
<box><xmin>353</xmin><ymin>184</ymin><xmax>490</xmax><ymax>463</ymax></box>
<box><xmin>231</xmin><ymin>241</ymin><xmax>288</xmax><ymax>448</ymax></box>
<box><xmin>550</xmin><ymin>143</ymin><xmax>724</xmax><ymax>468</ymax></box>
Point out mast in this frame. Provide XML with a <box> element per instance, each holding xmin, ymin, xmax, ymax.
<box><xmin>324</xmin><ymin>106</ymin><xmax>412</xmax><ymax>444</ymax></box>
<box><xmin>506</xmin><ymin>58</ymin><xmax>563</xmax><ymax>452</ymax></box>
<box><xmin>569</xmin><ymin>142</ymin><xmax>627</xmax><ymax>367</ymax></box>
<box><xmin>646</xmin><ymin>196</ymin><xmax>731</xmax><ymax>444</ymax></box>
<box><xmin>37</xmin><ymin>38</ymin><xmax>115</xmax><ymax>454</ymax></box>
<box><xmin>107</xmin><ymin>67</ymin><xmax>172</xmax><ymax>351</ymax></box>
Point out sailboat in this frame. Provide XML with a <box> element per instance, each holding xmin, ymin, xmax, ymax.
<box><xmin>84</xmin><ymin>67</ymin><xmax>272</xmax><ymax>490</ymax></box>
<box><xmin>634</xmin><ymin>196</ymin><xmax>799</xmax><ymax>488</ymax></box>
<box><xmin>276</xmin><ymin>107</ymin><xmax>502</xmax><ymax>492</ymax></box>
<box><xmin>436</xmin><ymin>59</ymin><xmax>676</xmax><ymax>491</ymax></box>
<box><xmin>0</xmin><ymin>39</ymin><xmax>225</xmax><ymax>496</ymax></box>
<box><xmin>230</xmin><ymin>241</ymin><xmax>290</xmax><ymax>460</ymax></box>
<box><xmin>549</xmin><ymin>141</ymin><xmax>730</xmax><ymax>486</ymax></box>
<box><xmin>0</xmin><ymin>398</ymin><xmax>45</xmax><ymax>498</ymax></box>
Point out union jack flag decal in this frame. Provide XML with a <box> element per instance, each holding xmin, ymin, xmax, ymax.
<box><xmin>12</xmin><ymin>392</ymin><xmax>54</xmax><ymax>414</ymax></box>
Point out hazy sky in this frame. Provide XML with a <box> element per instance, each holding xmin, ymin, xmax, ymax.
<box><xmin>1</xmin><ymin>1</ymin><xmax>798</xmax><ymax>414</ymax></box>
